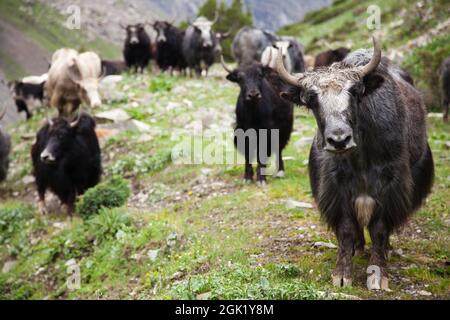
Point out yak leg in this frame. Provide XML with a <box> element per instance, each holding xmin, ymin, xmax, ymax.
<box><xmin>443</xmin><ymin>99</ymin><xmax>449</xmax><ymax>122</ymax></box>
<box><xmin>37</xmin><ymin>185</ymin><xmax>47</xmax><ymax>215</ymax></box>
<box><xmin>354</xmin><ymin>226</ymin><xmax>366</xmax><ymax>256</ymax></box>
<box><xmin>368</xmin><ymin>217</ymin><xmax>390</xmax><ymax>290</ymax></box>
<box><xmin>332</xmin><ymin>215</ymin><xmax>356</xmax><ymax>287</ymax></box>
<box><xmin>64</xmin><ymin>190</ymin><xmax>77</xmax><ymax>218</ymax></box>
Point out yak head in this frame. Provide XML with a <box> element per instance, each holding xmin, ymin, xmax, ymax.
<box><xmin>123</xmin><ymin>23</ymin><xmax>146</xmax><ymax>45</ymax></box>
<box><xmin>274</xmin><ymin>37</ymin><xmax>384</xmax><ymax>155</ymax></box>
<box><xmin>153</xmin><ymin>21</ymin><xmax>172</xmax><ymax>44</ymax></box>
<box><xmin>40</xmin><ymin>114</ymin><xmax>82</xmax><ymax>163</ymax></box>
<box><xmin>191</xmin><ymin>16</ymin><xmax>217</xmax><ymax>49</ymax></box>
<box><xmin>221</xmin><ymin>57</ymin><xmax>273</xmax><ymax>103</ymax></box>
<box><xmin>67</xmin><ymin>58</ymin><xmax>103</xmax><ymax>108</ymax></box>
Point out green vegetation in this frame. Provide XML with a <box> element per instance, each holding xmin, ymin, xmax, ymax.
<box><xmin>403</xmin><ymin>34</ymin><xmax>450</xmax><ymax>109</ymax></box>
<box><xmin>76</xmin><ymin>177</ymin><xmax>131</xmax><ymax>218</ymax></box>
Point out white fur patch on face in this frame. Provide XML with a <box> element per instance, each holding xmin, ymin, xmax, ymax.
<box><xmin>355</xmin><ymin>195</ymin><xmax>375</xmax><ymax>227</ymax></box>
<box><xmin>319</xmin><ymin>88</ymin><xmax>351</xmax><ymax>113</ymax></box>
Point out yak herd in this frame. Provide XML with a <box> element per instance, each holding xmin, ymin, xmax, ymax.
<box><xmin>0</xmin><ymin>12</ymin><xmax>448</xmax><ymax>290</ymax></box>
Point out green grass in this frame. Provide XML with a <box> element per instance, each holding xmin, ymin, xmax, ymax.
<box><xmin>0</xmin><ymin>68</ymin><xmax>448</xmax><ymax>300</ymax></box>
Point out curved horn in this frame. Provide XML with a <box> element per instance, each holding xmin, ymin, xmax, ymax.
<box><xmin>276</xmin><ymin>49</ymin><xmax>303</xmax><ymax>86</ymax></box>
<box><xmin>220</xmin><ymin>55</ymin><xmax>232</xmax><ymax>74</ymax></box>
<box><xmin>70</xmin><ymin>110</ymin><xmax>82</xmax><ymax>128</ymax></box>
<box><xmin>212</xmin><ymin>10</ymin><xmax>219</xmax><ymax>25</ymax></box>
<box><xmin>0</xmin><ymin>105</ymin><xmax>7</xmax><ymax>121</ymax></box>
<box><xmin>45</xmin><ymin>107</ymin><xmax>54</xmax><ymax>126</ymax></box>
<box><xmin>359</xmin><ymin>36</ymin><xmax>381</xmax><ymax>77</ymax></box>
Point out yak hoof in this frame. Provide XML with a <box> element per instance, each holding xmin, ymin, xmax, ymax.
<box><xmin>332</xmin><ymin>274</ymin><xmax>352</xmax><ymax>287</ymax></box>
<box><xmin>275</xmin><ymin>170</ymin><xmax>285</xmax><ymax>178</ymax></box>
<box><xmin>38</xmin><ymin>201</ymin><xmax>48</xmax><ymax>215</ymax></box>
<box><xmin>256</xmin><ymin>180</ymin><xmax>267</xmax><ymax>188</ymax></box>
<box><xmin>243</xmin><ymin>179</ymin><xmax>252</xmax><ymax>184</ymax></box>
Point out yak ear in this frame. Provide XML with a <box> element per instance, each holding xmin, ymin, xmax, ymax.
<box><xmin>280</xmin><ymin>87</ymin><xmax>303</xmax><ymax>105</ymax></box>
<box><xmin>362</xmin><ymin>73</ymin><xmax>384</xmax><ymax>96</ymax></box>
<box><xmin>226</xmin><ymin>70</ymin><xmax>239</xmax><ymax>83</ymax></box>
<box><xmin>263</xmin><ymin>67</ymin><xmax>303</xmax><ymax>105</ymax></box>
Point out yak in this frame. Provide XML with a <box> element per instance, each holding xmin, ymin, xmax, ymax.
<box><xmin>0</xmin><ymin>107</ymin><xmax>11</xmax><ymax>182</ymax></box>
<box><xmin>122</xmin><ymin>23</ymin><xmax>152</xmax><ymax>73</ymax></box>
<box><xmin>153</xmin><ymin>21</ymin><xmax>186</xmax><ymax>74</ymax></box>
<box><xmin>273</xmin><ymin>37</ymin><xmax>434</xmax><ymax>290</ymax></box>
<box><xmin>182</xmin><ymin>16</ymin><xmax>219</xmax><ymax>77</ymax></box>
<box><xmin>439</xmin><ymin>56</ymin><xmax>450</xmax><ymax>122</ymax></box>
<box><xmin>8</xmin><ymin>80</ymin><xmax>45</xmax><ymax>120</ymax></box>
<box><xmin>221</xmin><ymin>57</ymin><xmax>294</xmax><ymax>185</ymax></box>
<box><xmin>314</xmin><ymin>47</ymin><xmax>350</xmax><ymax>69</ymax></box>
<box><xmin>101</xmin><ymin>60</ymin><xmax>128</xmax><ymax>76</ymax></box>
<box><xmin>31</xmin><ymin>112</ymin><xmax>102</xmax><ymax>216</ymax></box>
<box><xmin>261</xmin><ymin>39</ymin><xmax>305</xmax><ymax>74</ymax></box>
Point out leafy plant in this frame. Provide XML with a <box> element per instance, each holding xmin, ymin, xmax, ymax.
<box><xmin>76</xmin><ymin>177</ymin><xmax>131</xmax><ymax>218</ymax></box>
<box><xmin>87</xmin><ymin>208</ymin><xmax>132</xmax><ymax>244</ymax></box>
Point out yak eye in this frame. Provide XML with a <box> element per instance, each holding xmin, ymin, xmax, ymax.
<box><xmin>302</xmin><ymin>90</ymin><xmax>317</xmax><ymax>107</ymax></box>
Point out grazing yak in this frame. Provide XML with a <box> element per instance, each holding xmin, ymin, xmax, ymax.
<box><xmin>439</xmin><ymin>56</ymin><xmax>450</xmax><ymax>122</ymax></box>
<box><xmin>314</xmin><ymin>47</ymin><xmax>350</xmax><ymax>69</ymax></box>
<box><xmin>232</xmin><ymin>26</ymin><xmax>279</xmax><ymax>66</ymax></box>
<box><xmin>221</xmin><ymin>57</ymin><xmax>294</xmax><ymax>185</ymax></box>
<box><xmin>273</xmin><ymin>37</ymin><xmax>434</xmax><ymax>289</ymax></box>
<box><xmin>153</xmin><ymin>21</ymin><xmax>186</xmax><ymax>74</ymax></box>
<box><xmin>261</xmin><ymin>39</ymin><xmax>305</xmax><ymax>74</ymax></box>
<box><xmin>122</xmin><ymin>23</ymin><xmax>152</xmax><ymax>73</ymax></box>
<box><xmin>101</xmin><ymin>60</ymin><xmax>128</xmax><ymax>76</ymax></box>
<box><xmin>31</xmin><ymin>112</ymin><xmax>102</xmax><ymax>216</ymax></box>
<box><xmin>8</xmin><ymin>80</ymin><xmax>45</xmax><ymax>119</ymax></box>
<box><xmin>46</xmin><ymin>49</ymin><xmax>103</xmax><ymax>116</ymax></box>
<box><xmin>182</xmin><ymin>16</ymin><xmax>219</xmax><ymax>76</ymax></box>
<box><xmin>0</xmin><ymin>107</ymin><xmax>11</xmax><ymax>182</ymax></box>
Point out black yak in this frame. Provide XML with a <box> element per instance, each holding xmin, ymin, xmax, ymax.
<box><xmin>152</xmin><ymin>21</ymin><xmax>186</xmax><ymax>74</ymax></box>
<box><xmin>0</xmin><ymin>108</ymin><xmax>11</xmax><ymax>182</ymax></box>
<box><xmin>101</xmin><ymin>60</ymin><xmax>128</xmax><ymax>76</ymax></box>
<box><xmin>122</xmin><ymin>23</ymin><xmax>152</xmax><ymax>73</ymax></box>
<box><xmin>31</xmin><ymin>112</ymin><xmax>102</xmax><ymax>216</ymax></box>
<box><xmin>182</xmin><ymin>16</ymin><xmax>219</xmax><ymax>76</ymax></box>
<box><xmin>439</xmin><ymin>56</ymin><xmax>450</xmax><ymax>122</ymax></box>
<box><xmin>314</xmin><ymin>47</ymin><xmax>350</xmax><ymax>69</ymax></box>
<box><xmin>221</xmin><ymin>57</ymin><xmax>294</xmax><ymax>185</ymax></box>
<box><xmin>8</xmin><ymin>80</ymin><xmax>45</xmax><ymax>120</ymax></box>
<box><xmin>274</xmin><ymin>37</ymin><xmax>434</xmax><ymax>290</ymax></box>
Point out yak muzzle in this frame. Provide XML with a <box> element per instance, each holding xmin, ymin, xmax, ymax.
<box><xmin>40</xmin><ymin>149</ymin><xmax>56</xmax><ymax>163</ymax></box>
<box><xmin>324</xmin><ymin>127</ymin><xmax>356</xmax><ymax>153</ymax></box>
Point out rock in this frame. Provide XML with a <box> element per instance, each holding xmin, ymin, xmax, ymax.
<box><xmin>285</xmin><ymin>199</ymin><xmax>313</xmax><ymax>209</ymax></box>
<box><xmin>418</xmin><ymin>290</ymin><xmax>432</xmax><ymax>296</ymax></box>
<box><xmin>22</xmin><ymin>175</ymin><xmax>34</xmax><ymax>185</ymax></box>
<box><xmin>445</xmin><ymin>141</ymin><xmax>450</xmax><ymax>150</ymax></box>
<box><xmin>282</xmin><ymin>156</ymin><xmax>295</xmax><ymax>161</ymax></box>
<box><xmin>137</xmin><ymin>134</ymin><xmax>153</xmax><ymax>143</ymax></box>
<box><xmin>130</xmin><ymin>120</ymin><xmax>151</xmax><ymax>132</ymax></box>
<box><xmin>2</xmin><ymin>260</ymin><xmax>17</xmax><ymax>273</ymax></box>
<box><xmin>393</xmin><ymin>248</ymin><xmax>404</xmax><ymax>256</ymax></box>
<box><xmin>95</xmin><ymin>109</ymin><xmax>131</xmax><ymax>123</ymax></box>
<box><xmin>147</xmin><ymin>249</ymin><xmax>159</xmax><ymax>262</ymax></box>
<box><xmin>170</xmin><ymin>271</ymin><xmax>185</xmax><ymax>281</ymax></box>
<box><xmin>427</xmin><ymin>113</ymin><xmax>443</xmax><ymax>118</ymax></box>
<box><xmin>313</xmin><ymin>242</ymin><xmax>337</xmax><ymax>249</ymax></box>
<box><xmin>196</xmin><ymin>292</ymin><xmax>211</xmax><ymax>300</ymax></box>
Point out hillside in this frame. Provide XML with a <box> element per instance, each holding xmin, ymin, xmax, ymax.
<box><xmin>0</xmin><ymin>1</ymin><xmax>449</xmax><ymax>301</ymax></box>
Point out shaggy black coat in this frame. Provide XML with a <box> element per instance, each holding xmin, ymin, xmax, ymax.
<box><xmin>226</xmin><ymin>63</ymin><xmax>294</xmax><ymax>183</ymax></box>
<box><xmin>182</xmin><ymin>26</ymin><xmax>217</xmax><ymax>76</ymax></box>
<box><xmin>123</xmin><ymin>25</ymin><xmax>152</xmax><ymax>73</ymax></box>
<box><xmin>31</xmin><ymin>113</ymin><xmax>102</xmax><ymax>215</ymax></box>
<box><xmin>154</xmin><ymin>22</ymin><xmax>186</xmax><ymax>72</ymax></box>
<box><xmin>440</xmin><ymin>56</ymin><xmax>450</xmax><ymax>121</ymax></box>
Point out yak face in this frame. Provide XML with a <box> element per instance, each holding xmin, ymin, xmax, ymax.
<box><xmin>40</xmin><ymin>118</ymin><xmax>76</xmax><ymax>163</ymax></box>
<box><xmin>126</xmin><ymin>24</ymin><xmax>145</xmax><ymax>45</ymax></box>
<box><xmin>154</xmin><ymin>21</ymin><xmax>169</xmax><ymax>44</ymax></box>
<box><xmin>78</xmin><ymin>78</ymin><xmax>101</xmax><ymax>108</ymax></box>
<box><xmin>226</xmin><ymin>64</ymin><xmax>269</xmax><ymax>102</ymax></box>
<box><xmin>192</xmin><ymin>18</ymin><xmax>214</xmax><ymax>48</ymax></box>
<box><xmin>274</xmin><ymin>38</ymin><xmax>384</xmax><ymax>155</ymax></box>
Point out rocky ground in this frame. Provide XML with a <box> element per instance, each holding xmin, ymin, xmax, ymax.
<box><xmin>0</xmin><ymin>66</ymin><xmax>448</xmax><ymax>300</ymax></box>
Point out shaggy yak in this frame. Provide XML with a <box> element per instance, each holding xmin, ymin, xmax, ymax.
<box><xmin>31</xmin><ymin>112</ymin><xmax>102</xmax><ymax>216</ymax></box>
<box><xmin>221</xmin><ymin>57</ymin><xmax>294</xmax><ymax>185</ymax></box>
<box><xmin>272</xmin><ymin>37</ymin><xmax>434</xmax><ymax>289</ymax></box>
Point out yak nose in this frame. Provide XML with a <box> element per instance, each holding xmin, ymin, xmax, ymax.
<box><xmin>40</xmin><ymin>149</ymin><xmax>55</xmax><ymax>162</ymax></box>
<box><xmin>246</xmin><ymin>90</ymin><xmax>262</xmax><ymax>101</ymax></box>
<box><xmin>325</xmin><ymin>129</ymin><xmax>356</xmax><ymax>152</ymax></box>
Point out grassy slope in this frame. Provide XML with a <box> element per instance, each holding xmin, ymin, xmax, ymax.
<box><xmin>0</xmin><ymin>0</ymin><xmax>120</xmax><ymax>79</ymax></box>
<box><xmin>0</xmin><ymin>68</ymin><xmax>448</xmax><ymax>300</ymax></box>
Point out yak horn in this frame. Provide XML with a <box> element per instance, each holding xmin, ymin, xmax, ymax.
<box><xmin>70</xmin><ymin>110</ymin><xmax>82</xmax><ymax>127</ymax></box>
<box><xmin>359</xmin><ymin>36</ymin><xmax>381</xmax><ymax>77</ymax></box>
<box><xmin>46</xmin><ymin>107</ymin><xmax>54</xmax><ymax>126</ymax></box>
<box><xmin>0</xmin><ymin>105</ymin><xmax>7</xmax><ymax>121</ymax></box>
<box><xmin>220</xmin><ymin>55</ymin><xmax>232</xmax><ymax>74</ymax></box>
<box><xmin>212</xmin><ymin>10</ymin><xmax>219</xmax><ymax>25</ymax></box>
<box><xmin>276</xmin><ymin>49</ymin><xmax>303</xmax><ymax>86</ymax></box>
